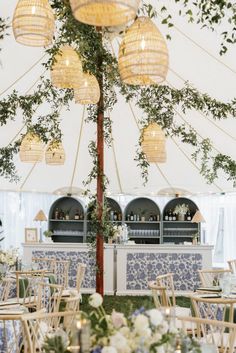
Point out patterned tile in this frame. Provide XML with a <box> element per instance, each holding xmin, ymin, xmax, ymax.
<box><xmin>126</xmin><ymin>252</ymin><xmax>202</xmax><ymax>290</ymax></box>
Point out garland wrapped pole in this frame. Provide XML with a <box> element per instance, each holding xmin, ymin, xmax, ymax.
<box><xmin>96</xmin><ymin>28</ymin><xmax>104</xmax><ymax>296</ymax></box>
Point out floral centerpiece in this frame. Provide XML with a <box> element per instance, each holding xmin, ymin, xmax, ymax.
<box><xmin>174</xmin><ymin>204</ymin><xmax>189</xmax><ymax>221</ymax></box>
<box><xmin>43</xmin><ymin>293</ymin><xmax>200</xmax><ymax>353</ymax></box>
<box><xmin>0</xmin><ymin>247</ymin><xmax>18</xmax><ymax>279</ymax></box>
<box><xmin>111</xmin><ymin>224</ymin><xmax>128</xmax><ymax>244</ymax></box>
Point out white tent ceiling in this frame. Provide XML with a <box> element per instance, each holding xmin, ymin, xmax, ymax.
<box><xmin>0</xmin><ymin>1</ymin><xmax>236</xmax><ymax>196</ymax></box>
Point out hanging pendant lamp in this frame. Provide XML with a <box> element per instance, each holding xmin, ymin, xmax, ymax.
<box><xmin>69</xmin><ymin>0</ymin><xmax>140</xmax><ymax>27</ymax></box>
<box><xmin>141</xmin><ymin>122</ymin><xmax>166</xmax><ymax>163</ymax></box>
<box><xmin>74</xmin><ymin>73</ymin><xmax>100</xmax><ymax>105</ymax></box>
<box><xmin>51</xmin><ymin>46</ymin><xmax>83</xmax><ymax>89</ymax></box>
<box><xmin>45</xmin><ymin>141</ymin><xmax>65</xmax><ymax>165</ymax></box>
<box><xmin>118</xmin><ymin>16</ymin><xmax>169</xmax><ymax>86</ymax></box>
<box><xmin>13</xmin><ymin>0</ymin><xmax>55</xmax><ymax>47</ymax></box>
<box><xmin>19</xmin><ymin>132</ymin><xmax>44</xmax><ymax>163</ymax></box>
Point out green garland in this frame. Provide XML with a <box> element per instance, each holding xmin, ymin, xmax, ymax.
<box><xmin>0</xmin><ymin>1</ymin><xmax>236</xmax><ymax>193</ymax></box>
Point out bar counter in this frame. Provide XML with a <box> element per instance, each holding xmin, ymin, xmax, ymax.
<box><xmin>22</xmin><ymin>243</ymin><xmax>213</xmax><ymax>295</ymax></box>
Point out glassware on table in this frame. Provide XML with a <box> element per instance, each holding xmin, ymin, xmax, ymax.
<box><xmin>200</xmin><ymin>343</ymin><xmax>217</xmax><ymax>353</ymax></box>
<box><xmin>219</xmin><ymin>274</ymin><xmax>231</xmax><ymax>296</ymax></box>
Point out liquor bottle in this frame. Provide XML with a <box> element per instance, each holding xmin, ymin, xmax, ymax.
<box><xmin>168</xmin><ymin>209</ymin><xmax>173</xmax><ymax>221</ymax></box>
<box><xmin>133</xmin><ymin>213</ymin><xmax>137</xmax><ymax>222</ymax></box>
<box><xmin>126</xmin><ymin>214</ymin><xmax>130</xmax><ymax>221</ymax></box>
<box><xmin>187</xmin><ymin>211</ymin><xmax>191</xmax><ymax>221</ymax></box>
<box><xmin>110</xmin><ymin>210</ymin><xmax>114</xmax><ymax>221</ymax></box>
<box><xmin>54</xmin><ymin>208</ymin><xmax>59</xmax><ymax>220</ymax></box>
<box><xmin>172</xmin><ymin>212</ymin><xmax>176</xmax><ymax>221</ymax></box>
<box><xmin>113</xmin><ymin>211</ymin><xmax>118</xmax><ymax>221</ymax></box>
<box><xmin>118</xmin><ymin>213</ymin><xmax>122</xmax><ymax>221</ymax></box>
<box><xmin>74</xmin><ymin>210</ymin><xmax>79</xmax><ymax>220</ymax></box>
<box><xmin>149</xmin><ymin>214</ymin><xmax>153</xmax><ymax>221</ymax></box>
<box><xmin>137</xmin><ymin>214</ymin><xmax>140</xmax><ymax>222</ymax></box>
<box><xmin>130</xmin><ymin>211</ymin><xmax>134</xmax><ymax>221</ymax></box>
<box><xmin>164</xmin><ymin>211</ymin><xmax>169</xmax><ymax>221</ymax></box>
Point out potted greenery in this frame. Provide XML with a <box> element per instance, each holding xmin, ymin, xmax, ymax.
<box><xmin>43</xmin><ymin>230</ymin><xmax>53</xmax><ymax>243</ymax></box>
<box><xmin>174</xmin><ymin>203</ymin><xmax>189</xmax><ymax>221</ymax></box>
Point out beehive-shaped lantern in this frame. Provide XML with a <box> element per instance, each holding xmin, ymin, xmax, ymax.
<box><xmin>13</xmin><ymin>0</ymin><xmax>55</xmax><ymax>47</ymax></box>
<box><xmin>51</xmin><ymin>46</ymin><xmax>83</xmax><ymax>89</ymax></box>
<box><xmin>118</xmin><ymin>17</ymin><xmax>169</xmax><ymax>85</ymax></box>
<box><xmin>45</xmin><ymin>141</ymin><xmax>65</xmax><ymax>165</ymax></box>
<box><xmin>19</xmin><ymin>132</ymin><xmax>44</xmax><ymax>162</ymax></box>
<box><xmin>74</xmin><ymin>73</ymin><xmax>100</xmax><ymax>105</ymax></box>
<box><xmin>141</xmin><ymin>123</ymin><xmax>166</xmax><ymax>163</ymax></box>
<box><xmin>69</xmin><ymin>0</ymin><xmax>140</xmax><ymax>27</ymax></box>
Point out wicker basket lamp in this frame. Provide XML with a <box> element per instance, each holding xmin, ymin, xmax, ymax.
<box><xmin>19</xmin><ymin>132</ymin><xmax>44</xmax><ymax>163</ymax></box>
<box><xmin>118</xmin><ymin>16</ymin><xmax>169</xmax><ymax>86</ymax></box>
<box><xmin>13</xmin><ymin>0</ymin><xmax>55</xmax><ymax>47</ymax></box>
<box><xmin>141</xmin><ymin>122</ymin><xmax>166</xmax><ymax>163</ymax></box>
<box><xmin>45</xmin><ymin>141</ymin><xmax>65</xmax><ymax>165</ymax></box>
<box><xmin>51</xmin><ymin>46</ymin><xmax>83</xmax><ymax>89</ymax></box>
<box><xmin>69</xmin><ymin>0</ymin><xmax>140</xmax><ymax>27</ymax></box>
<box><xmin>74</xmin><ymin>73</ymin><xmax>100</xmax><ymax>104</ymax></box>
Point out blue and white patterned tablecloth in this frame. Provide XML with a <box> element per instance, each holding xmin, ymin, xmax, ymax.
<box><xmin>126</xmin><ymin>252</ymin><xmax>202</xmax><ymax>291</ymax></box>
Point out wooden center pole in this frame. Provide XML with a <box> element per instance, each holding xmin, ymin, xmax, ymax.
<box><xmin>96</xmin><ymin>27</ymin><xmax>104</xmax><ymax>296</ymax></box>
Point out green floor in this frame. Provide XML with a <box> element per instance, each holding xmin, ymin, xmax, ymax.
<box><xmin>80</xmin><ymin>294</ymin><xmax>191</xmax><ymax>316</ymax></box>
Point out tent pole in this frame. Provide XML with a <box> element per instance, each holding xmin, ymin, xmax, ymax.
<box><xmin>96</xmin><ymin>27</ymin><xmax>104</xmax><ymax>296</ymax></box>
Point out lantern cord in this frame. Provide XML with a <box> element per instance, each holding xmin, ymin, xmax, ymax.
<box><xmin>128</xmin><ymin>101</ymin><xmax>176</xmax><ymax>192</ymax></box>
<box><xmin>0</xmin><ymin>53</ymin><xmax>47</xmax><ymax>97</ymax></box>
<box><xmin>170</xmin><ymin>136</ymin><xmax>223</xmax><ymax>192</ymax></box>
<box><xmin>166</xmin><ymin>77</ymin><xmax>236</xmax><ymax>143</ymax></box>
<box><xmin>108</xmin><ymin>111</ymin><xmax>123</xmax><ymax>194</ymax></box>
<box><xmin>69</xmin><ymin>106</ymin><xmax>86</xmax><ymax>194</ymax></box>
<box><xmin>19</xmin><ymin>161</ymin><xmax>38</xmax><ymax>190</ymax></box>
<box><xmin>157</xmin><ymin>13</ymin><xmax>236</xmax><ymax>76</ymax></box>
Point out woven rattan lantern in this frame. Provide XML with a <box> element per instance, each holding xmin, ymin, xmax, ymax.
<box><xmin>118</xmin><ymin>16</ymin><xmax>169</xmax><ymax>85</ymax></box>
<box><xmin>45</xmin><ymin>141</ymin><xmax>65</xmax><ymax>165</ymax></box>
<box><xmin>141</xmin><ymin>123</ymin><xmax>166</xmax><ymax>163</ymax></box>
<box><xmin>19</xmin><ymin>132</ymin><xmax>44</xmax><ymax>163</ymax></box>
<box><xmin>69</xmin><ymin>0</ymin><xmax>140</xmax><ymax>27</ymax></box>
<box><xmin>13</xmin><ymin>0</ymin><xmax>55</xmax><ymax>47</ymax></box>
<box><xmin>51</xmin><ymin>46</ymin><xmax>83</xmax><ymax>89</ymax></box>
<box><xmin>74</xmin><ymin>73</ymin><xmax>100</xmax><ymax>105</ymax></box>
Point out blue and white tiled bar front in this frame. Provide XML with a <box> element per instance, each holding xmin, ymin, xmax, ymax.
<box><xmin>22</xmin><ymin>243</ymin><xmax>115</xmax><ymax>294</ymax></box>
<box><xmin>116</xmin><ymin>244</ymin><xmax>213</xmax><ymax>295</ymax></box>
<box><xmin>22</xmin><ymin>243</ymin><xmax>213</xmax><ymax>295</ymax></box>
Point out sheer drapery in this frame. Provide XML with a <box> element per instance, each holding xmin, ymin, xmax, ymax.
<box><xmin>222</xmin><ymin>194</ymin><xmax>236</xmax><ymax>265</ymax></box>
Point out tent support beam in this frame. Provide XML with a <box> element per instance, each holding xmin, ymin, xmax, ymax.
<box><xmin>96</xmin><ymin>27</ymin><xmax>104</xmax><ymax>296</ymax></box>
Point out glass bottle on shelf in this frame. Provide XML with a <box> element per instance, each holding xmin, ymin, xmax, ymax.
<box><xmin>133</xmin><ymin>213</ymin><xmax>137</xmax><ymax>221</ymax></box>
<box><xmin>168</xmin><ymin>209</ymin><xmax>173</xmax><ymax>221</ymax></box>
<box><xmin>130</xmin><ymin>211</ymin><xmax>134</xmax><ymax>221</ymax></box>
<box><xmin>137</xmin><ymin>213</ymin><xmax>140</xmax><ymax>222</ymax></box>
<box><xmin>164</xmin><ymin>211</ymin><xmax>169</xmax><ymax>221</ymax></box>
<box><xmin>126</xmin><ymin>214</ymin><xmax>130</xmax><ymax>221</ymax></box>
<box><xmin>172</xmin><ymin>212</ymin><xmax>176</xmax><ymax>221</ymax></box>
<box><xmin>118</xmin><ymin>213</ymin><xmax>122</xmax><ymax>221</ymax></box>
<box><xmin>74</xmin><ymin>210</ymin><xmax>79</xmax><ymax>220</ymax></box>
<box><xmin>149</xmin><ymin>214</ymin><xmax>153</xmax><ymax>221</ymax></box>
<box><xmin>110</xmin><ymin>210</ymin><xmax>114</xmax><ymax>221</ymax></box>
<box><xmin>187</xmin><ymin>211</ymin><xmax>191</xmax><ymax>221</ymax></box>
<box><xmin>113</xmin><ymin>211</ymin><xmax>118</xmax><ymax>221</ymax></box>
<box><xmin>54</xmin><ymin>208</ymin><xmax>59</xmax><ymax>220</ymax></box>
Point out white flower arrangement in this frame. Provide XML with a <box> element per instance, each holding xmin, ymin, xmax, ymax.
<box><xmin>112</xmin><ymin>224</ymin><xmax>128</xmax><ymax>243</ymax></box>
<box><xmin>0</xmin><ymin>248</ymin><xmax>18</xmax><ymax>267</ymax></box>
<box><xmin>174</xmin><ymin>203</ymin><xmax>189</xmax><ymax>215</ymax></box>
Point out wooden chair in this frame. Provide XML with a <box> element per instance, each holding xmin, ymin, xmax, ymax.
<box><xmin>62</xmin><ymin>293</ymin><xmax>81</xmax><ymax>312</ymax></box>
<box><xmin>0</xmin><ymin>314</ymin><xmax>24</xmax><ymax>353</ymax></box>
<box><xmin>37</xmin><ymin>282</ymin><xmax>63</xmax><ymax>313</ymax></box>
<box><xmin>76</xmin><ymin>263</ymin><xmax>86</xmax><ymax>292</ymax></box>
<box><xmin>15</xmin><ymin>269</ymin><xmax>46</xmax><ymax>308</ymax></box>
<box><xmin>228</xmin><ymin>260</ymin><xmax>236</xmax><ymax>274</ymax></box>
<box><xmin>177</xmin><ymin>316</ymin><xmax>236</xmax><ymax>353</ymax></box>
<box><xmin>22</xmin><ymin>311</ymin><xmax>79</xmax><ymax>353</ymax></box>
<box><xmin>32</xmin><ymin>257</ymin><xmax>56</xmax><ymax>273</ymax></box>
<box><xmin>198</xmin><ymin>269</ymin><xmax>232</xmax><ymax>287</ymax></box>
<box><xmin>0</xmin><ymin>277</ymin><xmax>15</xmax><ymax>302</ymax></box>
<box><xmin>54</xmin><ymin>260</ymin><xmax>70</xmax><ymax>288</ymax></box>
<box><xmin>191</xmin><ymin>294</ymin><xmax>236</xmax><ymax>323</ymax></box>
<box><xmin>154</xmin><ymin>273</ymin><xmax>191</xmax><ymax>317</ymax></box>
<box><xmin>148</xmin><ymin>281</ymin><xmax>170</xmax><ymax>308</ymax></box>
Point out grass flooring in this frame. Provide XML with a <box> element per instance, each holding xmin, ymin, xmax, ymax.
<box><xmin>80</xmin><ymin>294</ymin><xmax>191</xmax><ymax>316</ymax></box>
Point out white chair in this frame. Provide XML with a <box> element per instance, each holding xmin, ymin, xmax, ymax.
<box><xmin>178</xmin><ymin>316</ymin><xmax>236</xmax><ymax>353</ymax></box>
